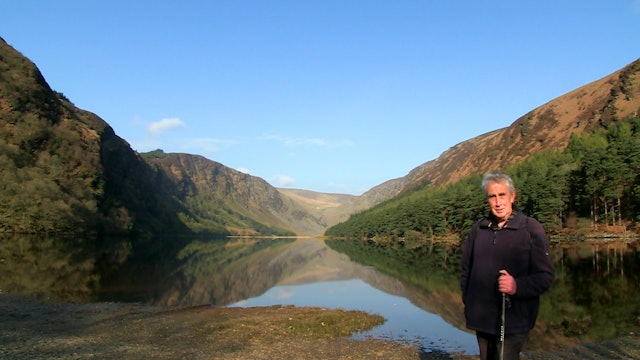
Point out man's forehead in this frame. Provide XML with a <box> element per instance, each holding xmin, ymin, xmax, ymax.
<box><xmin>486</xmin><ymin>182</ymin><xmax>511</xmax><ymax>194</ymax></box>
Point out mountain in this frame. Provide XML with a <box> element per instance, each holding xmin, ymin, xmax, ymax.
<box><xmin>276</xmin><ymin>188</ymin><xmax>355</xmax><ymax>227</ymax></box>
<box><xmin>333</xmin><ymin>58</ymin><xmax>640</xmax><ymax>220</ymax></box>
<box><xmin>0</xmin><ymin>36</ymin><xmax>187</xmax><ymax>237</ymax></box>
<box><xmin>408</xmin><ymin>59</ymin><xmax>640</xmax><ymax>188</ymax></box>
<box><xmin>0</xmin><ymin>36</ymin><xmax>324</xmax><ymax>237</ymax></box>
<box><xmin>157</xmin><ymin>237</ymin><xmax>466</xmax><ymax>335</ymax></box>
<box><xmin>142</xmin><ymin>151</ymin><xmax>327</xmax><ymax>235</ymax></box>
<box><xmin>2</xmin><ymin>33</ymin><xmax>639</xmax><ymax>239</ymax></box>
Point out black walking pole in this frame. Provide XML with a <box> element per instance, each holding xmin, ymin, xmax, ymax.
<box><xmin>498</xmin><ymin>292</ymin><xmax>506</xmax><ymax>360</ymax></box>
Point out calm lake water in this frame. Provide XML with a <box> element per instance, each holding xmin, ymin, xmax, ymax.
<box><xmin>229</xmin><ymin>278</ymin><xmax>477</xmax><ymax>354</ymax></box>
<box><xmin>1</xmin><ymin>234</ymin><xmax>639</xmax><ymax>356</ymax></box>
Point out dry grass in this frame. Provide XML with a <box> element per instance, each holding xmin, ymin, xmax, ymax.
<box><xmin>0</xmin><ymin>295</ymin><xmax>429</xmax><ymax>360</ymax></box>
<box><xmin>3</xmin><ymin>295</ymin><xmax>638</xmax><ymax>359</ymax></box>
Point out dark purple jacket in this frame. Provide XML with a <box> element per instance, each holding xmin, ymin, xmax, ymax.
<box><xmin>460</xmin><ymin>210</ymin><xmax>554</xmax><ymax>335</ymax></box>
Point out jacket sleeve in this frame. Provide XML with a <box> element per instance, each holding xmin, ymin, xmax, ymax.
<box><xmin>514</xmin><ymin>218</ymin><xmax>554</xmax><ymax>298</ymax></box>
<box><xmin>460</xmin><ymin>223</ymin><xmax>477</xmax><ymax>304</ymax></box>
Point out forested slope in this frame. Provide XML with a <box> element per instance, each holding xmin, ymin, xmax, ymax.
<box><xmin>326</xmin><ymin>117</ymin><xmax>640</xmax><ymax>239</ymax></box>
<box><xmin>326</xmin><ymin>57</ymin><xmax>640</xmax><ymax>240</ymax></box>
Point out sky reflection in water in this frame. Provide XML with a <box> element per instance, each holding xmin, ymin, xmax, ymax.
<box><xmin>230</xmin><ymin>278</ymin><xmax>478</xmax><ymax>355</ymax></box>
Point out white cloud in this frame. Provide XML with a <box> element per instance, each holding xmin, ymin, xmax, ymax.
<box><xmin>148</xmin><ymin>117</ymin><xmax>185</xmax><ymax>135</ymax></box>
<box><xmin>272</xmin><ymin>175</ymin><xmax>296</xmax><ymax>187</ymax></box>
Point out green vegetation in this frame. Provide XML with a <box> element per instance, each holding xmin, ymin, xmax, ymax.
<box><xmin>326</xmin><ymin>116</ymin><xmax>640</xmax><ymax>240</ymax></box>
<box><xmin>1</xmin><ymin>37</ymin><xmax>296</xmax><ymax>300</ymax></box>
<box><xmin>138</xmin><ymin>151</ymin><xmax>296</xmax><ymax>238</ymax></box>
<box><xmin>326</xmin><ymin>237</ymin><xmax>461</xmax><ymax>293</ymax></box>
<box><xmin>0</xmin><ymin>233</ymin><xmax>98</xmax><ymax>302</ymax></box>
<box><xmin>156</xmin><ymin>238</ymin><xmax>295</xmax><ymax>304</ymax></box>
<box><xmin>327</xmin><ymin>237</ymin><xmax>640</xmax><ymax>343</ymax></box>
<box><xmin>177</xmin><ymin>195</ymin><xmax>295</xmax><ymax>237</ymax></box>
<box><xmin>325</xmin><ymin>114</ymin><xmax>640</xmax><ymax>343</ymax></box>
<box><xmin>0</xmin><ymin>38</ymin><xmax>294</xmax><ymax>238</ymax></box>
<box><xmin>0</xmin><ymin>40</ymin><xmax>103</xmax><ymax>234</ymax></box>
<box><xmin>271</xmin><ymin>307</ymin><xmax>385</xmax><ymax>338</ymax></box>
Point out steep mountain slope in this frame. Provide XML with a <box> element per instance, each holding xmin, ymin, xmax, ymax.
<box><xmin>331</xmin><ymin>58</ymin><xmax>640</xmax><ymax>223</ymax></box>
<box><xmin>143</xmin><ymin>152</ymin><xmax>327</xmax><ymax>235</ymax></box>
<box><xmin>0</xmin><ymin>36</ymin><xmax>190</xmax><ymax>237</ymax></box>
<box><xmin>409</xmin><ymin>58</ymin><xmax>640</xmax><ymax>188</ymax></box>
<box><xmin>0</xmin><ymin>37</ymin><xmax>324</xmax><ymax>236</ymax></box>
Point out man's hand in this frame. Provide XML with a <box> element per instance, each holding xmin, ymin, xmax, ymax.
<box><xmin>498</xmin><ymin>269</ymin><xmax>517</xmax><ymax>295</ymax></box>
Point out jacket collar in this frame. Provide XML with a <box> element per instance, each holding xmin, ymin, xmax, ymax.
<box><xmin>480</xmin><ymin>208</ymin><xmax>523</xmax><ymax>230</ymax></box>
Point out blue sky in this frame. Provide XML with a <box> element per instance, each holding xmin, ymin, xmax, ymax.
<box><xmin>2</xmin><ymin>1</ymin><xmax>639</xmax><ymax>195</ymax></box>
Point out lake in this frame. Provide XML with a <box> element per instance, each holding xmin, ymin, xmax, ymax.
<box><xmin>229</xmin><ymin>278</ymin><xmax>477</xmax><ymax>354</ymax></box>
<box><xmin>1</xmin><ymin>234</ymin><xmax>639</xmax><ymax>356</ymax></box>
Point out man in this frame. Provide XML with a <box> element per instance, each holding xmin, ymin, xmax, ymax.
<box><xmin>460</xmin><ymin>171</ymin><xmax>554</xmax><ymax>360</ymax></box>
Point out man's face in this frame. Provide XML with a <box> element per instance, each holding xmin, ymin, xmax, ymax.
<box><xmin>486</xmin><ymin>181</ymin><xmax>516</xmax><ymax>223</ymax></box>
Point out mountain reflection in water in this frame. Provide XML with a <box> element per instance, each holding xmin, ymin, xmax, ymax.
<box><xmin>162</xmin><ymin>237</ymin><xmax>477</xmax><ymax>355</ymax></box>
<box><xmin>3</xmin><ymin>234</ymin><xmax>639</xmax><ymax>356</ymax></box>
<box><xmin>229</xmin><ymin>278</ymin><xmax>477</xmax><ymax>355</ymax></box>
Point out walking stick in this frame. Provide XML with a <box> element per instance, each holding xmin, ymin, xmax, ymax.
<box><xmin>498</xmin><ymin>292</ymin><xmax>506</xmax><ymax>360</ymax></box>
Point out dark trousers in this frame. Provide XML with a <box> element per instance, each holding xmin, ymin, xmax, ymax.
<box><xmin>476</xmin><ymin>331</ymin><xmax>528</xmax><ymax>360</ymax></box>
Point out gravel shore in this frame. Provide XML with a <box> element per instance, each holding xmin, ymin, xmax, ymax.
<box><xmin>3</xmin><ymin>295</ymin><xmax>639</xmax><ymax>359</ymax></box>
<box><xmin>0</xmin><ymin>295</ymin><xmax>463</xmax><ymax>360</ymax></box>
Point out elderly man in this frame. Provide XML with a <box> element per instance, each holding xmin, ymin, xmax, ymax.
<box><xmin>460</xmin><ymin>171</ymin><xmax>554</xmax><ymax>360</ymax></box>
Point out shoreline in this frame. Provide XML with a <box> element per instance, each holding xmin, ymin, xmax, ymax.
<box><xmin>0</xmin><ymin>295</ymin><xmax>463</xmax><ymax>360</ymax></box>
<box><xmin>3</xmin><ymin>295</ymin><xmax>640</xmax><ymax>359</ymax></box>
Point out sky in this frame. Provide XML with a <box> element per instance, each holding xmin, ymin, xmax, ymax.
<box><xmin>1</xmin><ymin>1</ymin><xmax>640</xmax><ymax>195</ymax></box>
